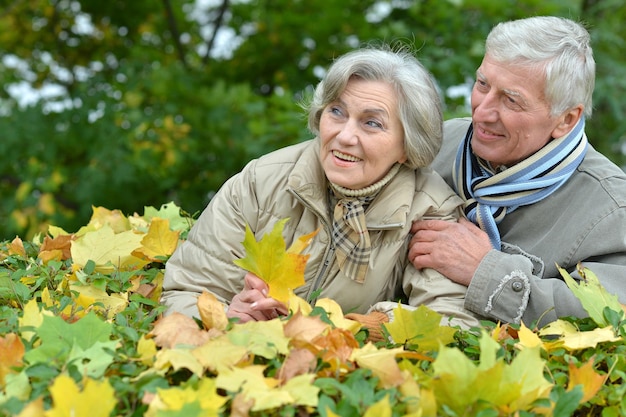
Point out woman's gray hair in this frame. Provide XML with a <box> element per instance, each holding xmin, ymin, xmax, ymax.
<box><xmin>305</xmin><ymin>43</ymin><xmax>443</xmax><ymax>169</ymax></box>
<box><xmin>485</xmin><ymin>16</ymin><xmax>595</xmax><ymax>118</ymax></box>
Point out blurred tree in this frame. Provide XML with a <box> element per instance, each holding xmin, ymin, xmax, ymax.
<box><xmin>0</xmin><ymin>0</ymin><xmax>624</xmax><ymax>239</ymax></box>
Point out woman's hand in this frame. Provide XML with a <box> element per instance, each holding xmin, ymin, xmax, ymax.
<box><xmin>227</xmin><ymin>272</ymin><xmax>288</xmax><ymax>323</ymax></box>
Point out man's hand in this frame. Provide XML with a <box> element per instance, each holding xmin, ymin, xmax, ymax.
<box><xmin>409</xmin><ymin>217</ymin><xmax>492</xmax><ymax>286</ymax></box>
<box><xmin>227</xmin><ymin>272</ymin><xmax>288</xmax><ymax>323</ymax></box>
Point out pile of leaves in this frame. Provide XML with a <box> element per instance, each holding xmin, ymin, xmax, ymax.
<box><xmin>1</xmin><ymin>203</ymin><xmax>626</xmax><ymax>417</ymax></box>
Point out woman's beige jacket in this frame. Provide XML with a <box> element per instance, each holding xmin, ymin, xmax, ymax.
<box><xmin>161</xmin><ymin>140</ymin><xmax>480</xmax><ymax>328</ymax></box>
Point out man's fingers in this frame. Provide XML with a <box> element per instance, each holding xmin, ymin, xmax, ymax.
<box><xmin>411</xmin><ymin>218</ymin><xmax>453</xmax><ymax>234</ymax></box>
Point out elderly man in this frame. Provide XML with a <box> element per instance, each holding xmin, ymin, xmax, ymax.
<box><xmin>409</xmin><ymin>16</ymin><xmax>626</xmax><ymax>327</ymax></box>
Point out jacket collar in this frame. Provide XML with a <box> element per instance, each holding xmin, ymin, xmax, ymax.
<box><xmin>288</xmin><ymin>140</ymin><xmax>414</xmax><ymax>229</ymax></box>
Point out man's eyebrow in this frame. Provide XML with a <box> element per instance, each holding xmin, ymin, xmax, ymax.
<box><xmin>477</xmin><ymin>69</ymin><xmax>528</xmax><ymax>104</ymax></box>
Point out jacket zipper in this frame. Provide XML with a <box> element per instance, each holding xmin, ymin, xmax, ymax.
<box><xmin>288</xmin><ymin>188</ymin><xmax>335</xmax><ymax>304</ymax></box>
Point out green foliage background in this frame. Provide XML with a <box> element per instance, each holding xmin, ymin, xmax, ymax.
<box><xmin>1</xmin><ymin>0</ymin><xmax>625</xmax><ymax>240</ymax></box>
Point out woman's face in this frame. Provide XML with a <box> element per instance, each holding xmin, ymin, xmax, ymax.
<box><xmin>319</xmin><ymin>78</ymin><xmax>407</xmax><ymax>190</ymax></box>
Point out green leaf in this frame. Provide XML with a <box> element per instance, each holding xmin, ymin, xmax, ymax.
<box><xmin>24</xmin><ymin>312</ymin><xmax>115</xmax><ymax>368</ymax></box>
<box><xmin>558</xmin><ymin>264</ymin><xmax>624</xmax><ymax>327</ymax></box>
<box><xmin>384</xmin><ymin>304</ymin><xmax>457</xmax><ymax>350</ymax></box>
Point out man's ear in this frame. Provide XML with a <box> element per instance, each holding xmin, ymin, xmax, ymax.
<box><xmin>551</xmin><ymin>105</ymin><xmax>584</xmax><ymax>138</ymax></box>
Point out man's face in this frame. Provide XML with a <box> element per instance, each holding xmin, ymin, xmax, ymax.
<box><xmin>469</xmin><ymin>54</ymin><xmax>564</xmax><ymax>168</ymax></box>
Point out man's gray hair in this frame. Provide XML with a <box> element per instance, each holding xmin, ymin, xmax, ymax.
<box><xmin>486</xmin><ymin>16</ymin><xmax>595</xmax><ymax>118</ymax></box>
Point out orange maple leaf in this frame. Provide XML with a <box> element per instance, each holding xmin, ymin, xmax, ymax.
<box><xmin>39</xmin><ymin>234</ymin><xmax>73</xmax><ymax>262</ymax></box>
<box><xmin>567</xmin><ymin>358</ymin><xmax>608</xmax><ymax>403</ymax></box>
<box><xmin>149</xmin><ymin>312</ymin><xmax>211</xmax><ymax>348</ymax></box>
<box><xmin>198</xmin><ymin>291</ymin><xmax>228</xmax><ymax>331</ymax></box>
<box><xmin>8</xmin><ymin>236</ymin><xmax>26</xmax><ymax>257</ymax></box>
<box><xmin>0</xmin><ymin>333</ymin><xmax>24</xmax><ymax>386</ymax></box>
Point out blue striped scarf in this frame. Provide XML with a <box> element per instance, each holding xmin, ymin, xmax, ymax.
<box><xmin>453</xmin><ymin>118</ymin><xmax>588</xmax><ymax>249</ymax></box>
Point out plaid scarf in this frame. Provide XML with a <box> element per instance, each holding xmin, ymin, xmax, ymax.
<box><xmin>332</xmin><ymin>195</ymin><xmax>375</xmax><ymax>283</ymax></box>
<box><xmin>453</xmin><ymin>118</ymin><xmax>588</xmax><ymax>249</ymax></box>
<box><xmin>330</xmin><ymin>164</ymin><xmax>401</xmax><ymax>283</ymax></box>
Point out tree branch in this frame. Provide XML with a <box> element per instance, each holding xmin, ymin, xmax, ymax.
<box><xmin>203</xmin><ymin>0</ymin><xmax>229</xmax><ymax>65</ymax></box>
<box><xmin>162</xmin><ymin>0</ymin><xmax>188</xmax><ymax>69</ymax></box>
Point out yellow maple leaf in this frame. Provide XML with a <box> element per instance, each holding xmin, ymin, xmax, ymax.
<box><xmin>192</xmin><ymin>335</ymin><xmax>249</xmax><ymax>372</ymax></box>
<box><xmin>398</xmin><ymin>371</ymin><xmax>436</xmax><ymax>416</ymax></box>
<box><xmin>132</xmin><ymin>217</ymin><xmax>180</xmax><ymax>262</ymax></box>
<box><xmin>19</xmin><ymin>299</ymin><xmax>50</xmax><ymax>343</ymax></box>
<box><xmin>16</xmin><ymin>398</ymin><xmax>45</xmax><ymax>417</ymax></box>
<box><xmin>71</xmin><ymin>225</ymin><xmax>148</xmax><ymax>273</ymax></box>
<box><xmin>69</xmin><ymin>283</ymin><xmax>129</xmax><ymax>320</ymax></box>
<box><xmin>504</xmin><ymin>345</ymin><xmax>553</xmax><ymax>411</ymax></box>
<box><xmin>9</xmin><ymin>236</ymin><xmax>26</xmax><ymax>257</ymax></box>
<box><xmin>154</xmin><ymin>348</ymin><xmax>205</xmax><ymax>376</ymax></box>
<box><xmin>216</xmin><ymin>364</ymin><xmax>275</xmax><ymax>393</ymax></box>
<box><xmin>515</xmin><ymin>321</ymin><xmax>543</xmax><ymax>350</ymax></box>
<box><xmin>363</xmin><ymin>394</ymin><xmax>392</xmax><ymax>417</ymax></box>
<box><xmin>45</xmin><ymin>374</ymin><xmax>116</xmax><ymax>417</ymax></box>
<box><xmin>539</xmin><ymin>319</ymin><xmax>621</xmax><ymax>350</ymax></box>
<box><xmin>87</xmin><ymin>206</ymin><xmax>131</xmax><ymax>233</ymax></box>
<box><xmin>351</xmin><ymin>343</ymin><xmax>406</xmax><ymax>388</ymax></box>
<box><xmin>216</xmin><ymin>366</ymin><xmax>318</xmax><ymax>412</ymax></box>
<box><xmin>227</xmin><ymin>319</ymin><xmax>290</xmax><ymax>359</ymax></box>
<box><xmin>567</xmin><ymin>358</ymin><xmax>607</xmax><ymax>403</ymax></box>
<box><xmin>197</xmin><ymin>291</ymin><xmax>228</xmax><ymax>331</ymax></box>
<box><xmin>287</xmin><ymin>293</ymin><xmax>312</xmax><ymax>316</ymax></box>
<box><xmin>137</xmin><ymin>335</ymin><xmax>157</xmax><ymax>366</ymax></box>
<box><xmin>384</xmin><ymin>304</ymin><xmax>457</xmax><ymax>350</ymax></box>
<box><xmin>233</xmin><ymin>219</ymin><xmax>319</xmax><ymax>303</ymax></box>
<box><xmin>314</xmin><ymin>298</ymin><xmax>361</xmax><ymax>333</ymax></box>
<box><xmin>148</xmin><ymin>377</ymin><xmax>226</xmax><ymax>416</ymax></box>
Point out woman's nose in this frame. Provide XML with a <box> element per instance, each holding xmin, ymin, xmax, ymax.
<box><xmin>336</xmin><ymin>119</ymin><xmax>359</xmax><ymax>144</ymax></box>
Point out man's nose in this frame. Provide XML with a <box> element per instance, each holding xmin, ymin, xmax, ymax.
<box><xmin>473</xmin><ymin>93</ymin><xmax>498</xmax><ymax>122</ymax></box>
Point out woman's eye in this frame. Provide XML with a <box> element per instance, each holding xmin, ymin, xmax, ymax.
<box><xmin>366</xmin><ymin>120</ymin><xmax>382</xmax><ymax>128</ymax></box>
<box><xmin>329</xmin><ymin>106</ymin><xmax>343</xmax><ymax>116</ymax></box>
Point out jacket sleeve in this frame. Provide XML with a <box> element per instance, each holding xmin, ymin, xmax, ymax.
<box><xmin>466</xmin><ymin>246</ymin><xmax>584</xmax><ymax>327</ymax></box>
<box><xmin>374</xmin><ymin>174</ymin><xmax>483</xmax><ymax>330</ymax></box>
<box><xmin>160</xmin><ymin>161</ymin><xmax>261</xmax><ymax>318</ymax></box>
<box><xmin>402</xmin><ymin>266</ymin><xmax>482</xmax><ymax>329</ymax></box>
<box><xmin>467</xmin><ymin>224</ymin><xmax>626</xmax><ymax>328</ymax></box>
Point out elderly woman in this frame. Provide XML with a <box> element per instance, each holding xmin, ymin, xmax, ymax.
<box><xmin>161</xmin><ymin>44</ymin><xmax>479</xmax><ymax>332</ymax></box>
